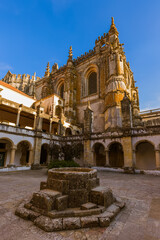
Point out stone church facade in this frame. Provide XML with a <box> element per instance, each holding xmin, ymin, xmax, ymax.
<box><xmin>0</xmin><ymin>18</ymin><xmax>160</xmax><ymax>171</ymax></box>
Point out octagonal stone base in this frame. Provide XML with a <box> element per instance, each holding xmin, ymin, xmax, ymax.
<box><xmin>15</xmin><ymin>168</ymin><xmax>125</xmax><ymax>231</ymax></box>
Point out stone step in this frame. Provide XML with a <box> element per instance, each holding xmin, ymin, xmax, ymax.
<box><xmin>30</xmin><ymin>189</ymin><xmax>62</xmax><ymax>211</ymax></box>
<box><xmin>90</xmin><ymin>187</ymin><xmax>114</xmax><ymax>208</ymax></box>
<box><xmin>15</xmin><ymin>206</ymin><xmax>40</xmax><ymax>221</ymax></box>
<box><xmin>81</xmin><ymin>202</ymin><xmax>97</xmax><ymax>210</ymax></box>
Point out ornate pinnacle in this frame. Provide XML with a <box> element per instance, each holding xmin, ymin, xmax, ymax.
<box><xmin>109</xmin><ymin>17</ymin><xmax>119</xmax><ymax>36</ymax></box>
<box><xmin>45</xmin><ymin>62</ymin><xmax>50</xmax><ymax>77</ymax></box>
<box><xmin>68</xmin><ymin>46</ymin><xmax>73</xmax><ymax>60</ymax></box>
<box><xmin>111</xmin><ymin>17</ymin><xmax>114</xmax><ymax>25</ymax></box>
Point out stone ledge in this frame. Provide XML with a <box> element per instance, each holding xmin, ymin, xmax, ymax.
<box><xmin>15</xmin><ymin>207</ymin><xmax>40</xmax><ymax>221</ymax></box>
<box><xmin>63</xmin><ymin>217</ymin><xmax>81</xmax><ymax>230</ymax></box>
<box><xmin>15</xmin><ymin>200</ymin><xmax>125</xmax><ymax>232</ymax></box>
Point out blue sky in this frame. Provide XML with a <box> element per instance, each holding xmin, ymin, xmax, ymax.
<box><xmin>0</xmin><ymin>0</ymin><xmax>160</xmax><ymax>110</ymax></box>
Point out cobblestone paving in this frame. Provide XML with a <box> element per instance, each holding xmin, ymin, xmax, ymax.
<box><xmin>0</xmin><ymin>169</ymin><xmax>160</xmax><ymax>240</ymax></box>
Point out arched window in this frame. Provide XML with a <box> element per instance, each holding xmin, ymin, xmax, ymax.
<box><xmin>88</xmin><ymin>72</ymin><xmax>97</xmax><ymax>95</ymax></box>
<box><xmin>59</xmin><ymin>83</ymin><xmax>64</xmax><ymax>99</ymax></box>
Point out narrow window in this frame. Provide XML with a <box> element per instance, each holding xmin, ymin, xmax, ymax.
<box><xmin>88</xmin><ymin>72</ymin><xmax>97</xmax><ymax>95</ymax></box>
<box><xmin>59</xmin><ymin>84</ymin><xmax>64</xmax><ymax>99</ymax></box>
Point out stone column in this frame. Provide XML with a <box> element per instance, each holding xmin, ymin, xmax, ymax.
<box><xmin>33</xmin><ymin>114</ymin><xmax>37</xmax><ymax>130</ymax></box>
<box><xmin>105</xmin><ymin>149</ymin><xmax>110</xmax><ymax>166</ymax></box>
<box><xmin>84</xmin><ymin>139</ymin><xmax>94</xmax><ymax>166</ymax></box>
<box><xmin>49</xmin><ymin>118</ymin><xmax>52</xmax><ymax>134</ymax></box>
<box><xmin>28</xmin><ymin>149</ymin><xmax>33</xmax><ymax>165</ymax></box>
<box><xmin>16</xmin><ymin>109</ymin><xmax>21</xmax><ymax>126</ymax></box>
<box><xmin>122</xmin><ymin>136</ymin><xmax>133</xmax><ymax>167</ymax></box>
<box><xmin>155</xmin><ymin>149</ymin><xmax>160</xmax><ymax>169</ymax></box>
<box><xmin>91</xmin><ymin>150</ymin><xmax>95</xmax><ymax>165</ymax></box>
<box><xmin>132</xmin><ymin>149</ymin><xmax>136</xmax><ymax>168</ymax></box>
<box><xmin>8</xmin><ymin>146</ymin><xmax>17</xmax><ymax>166</ymax></box>
<box><xmin>32</xmin><ymin>132</ymin><xmax>42</xmax><ymax>169</ymax></box>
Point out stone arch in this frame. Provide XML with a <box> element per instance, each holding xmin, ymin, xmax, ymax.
<box><xmin>93</xmin><ymin>142</ymin><xmax>106</xmax><ymax>166</ymax></box>
<box><xmin>40</xmin><ymin>143</ymin><xmax>49</xmax><ymax>165</ymax></box>
<box><xmin>135</xmin><ymin>141</ymin><xmax>156</xmax><ymax>170</ymax></box>
<box><xmin>83</xmin><ymin>64</ymin><xmax>98</xmax><ymax>96</ymax></box>
<box><xmin>15</xmin><ymin>140</ymin><xmax>32</xmax><ymax>166</ymax></box>
<box><xmin>134</xmin><ymin>139</ymin><xmax>155</xmax><ymax>151</ymax></box>
<box><xmin>65</xmin><ymin>128</ymin><xmax>72</xmax><ymax>136</ymax></box>
<box><xmin>0</xmin><ymin>138</ymin><xmax>13</xmax><ymax>167</ymax></box>
<box><xmin>108</xmin><ymin>142</ymin><xmax>124</xmax><ymax>168</ymax></box>
<box><xmin>0</xmin><ymin>137</ymin><xmax>14</xmax><ymax>147</ymax></box>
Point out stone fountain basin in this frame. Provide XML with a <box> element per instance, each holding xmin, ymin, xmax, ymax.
<box><xmin>48</xmin><ymin>167</ymin><xmax>97</xmax><ymax>179</ymax></box>
<box><xmin>15</xmin><ymin>167</ymin><xmax>125</xmax><ymax>231</ymax></box>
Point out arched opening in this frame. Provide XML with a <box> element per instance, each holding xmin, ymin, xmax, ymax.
<box><xmin>40</xmin><ymin>144</ymin><xmax>49</xmax><ymax>165</ymax></box>
<box><xmin>55</xmin><ymin>105</ymin><xmax>62</xmax><ymax>118</ymax></box>
<box><xmin>109</xmin><ymin>142</ymin><xmax>124</xmax><ymax>167</ymax></box>
<box><xmin>94</xmin><ymin>143</ymin><xmax>106</xmax><ymax>166</ymax></box>
<box><xmin>65</xmin><ymin>128</ymin><xmax>72</xmax><ymax>136</ymax></box>
<box><xmin>15</xmin><ymin>141</ymin><xmax>31</xmax><ymax>166</ymax></box>
<box><xmin>136</xmin><ymin>141</ymin><xmax>156</xmax><ymax>170</ymax></box>
<box><xmin>0</xmin><ymin>138</ymin><xmax>13</xmax><ymax>167</ymax></box>
<box><xmin>88</xmin><ymin>72</ymin><xmax>97</xmax><ymax>95</ymax></box>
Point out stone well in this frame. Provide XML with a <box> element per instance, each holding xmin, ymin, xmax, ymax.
<box><xmin>15</xmin><ymin>168</ymin><xmax>125</xmax><ymax>231</ymax></box>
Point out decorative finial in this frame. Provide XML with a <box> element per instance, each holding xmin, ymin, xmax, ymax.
<box><xmin>111</xmin><ymin>17</ymin><xmax>114</xmax><ymax>25</ymax></box>
<box><xmin>69</xmin><ymin>46</ymin><xmax>73</xmax><ymax>58</ymax></box>
<box><xmin>109</xmin><ymin>17</ymin><xmax>119</xmax><ymax>36</ymax></box>
<box><xmin>45</xmin><ymin>62</ymin><xmax>50</xmax><ymax>77</ymax></box>
<box><xmin>33</xmin><ymin>72</ymin><xmax>36</xmax><ymax>81</ymax></box>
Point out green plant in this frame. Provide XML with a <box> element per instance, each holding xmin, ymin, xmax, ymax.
<box><xmin>48</xmin><ymin>160</ymin><xmax>79</xmax><ymax>169</ymax></box>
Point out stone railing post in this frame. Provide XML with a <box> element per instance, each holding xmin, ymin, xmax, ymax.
<box><xmin>16</xmin><ymin>108</ymin><xmax>22</xmax><ymax>126</ymax></box>
<box><xmin>49</xmin><ymin>118</ymin><xmax>53</xmax><ymax>134</ymax></box>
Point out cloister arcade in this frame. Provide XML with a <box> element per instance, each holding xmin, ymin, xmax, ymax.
<box><xmin>0</xmin><ymin>130</ymin><xmax>160</xmax><ymax>170</ymax></box>
<box><xmin>91</xmin><ymin>138</ymin><xmax>160</xmax><ymax>170</ymax></box>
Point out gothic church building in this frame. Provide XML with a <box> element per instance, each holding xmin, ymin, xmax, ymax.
<box><xmin>0</xmin><ymin>18</ymin><xmax>160</xmax><ymax>171</ymax></box>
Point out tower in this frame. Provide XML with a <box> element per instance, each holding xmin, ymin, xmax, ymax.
<box><xmin>64</xmin><ymin>46</ymin><xmax>77</xmax><ymax>123</ymax></box>
<box><xmin>104</xmin><ymin>18</ymin><xmax>128</xmax><ymax>130</ymax></box>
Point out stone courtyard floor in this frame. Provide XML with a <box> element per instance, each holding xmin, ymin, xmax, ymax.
<box><xmin>0</xmin><ymin>169</ymin><xmax>160</xmax><ymax>240</ymax></box>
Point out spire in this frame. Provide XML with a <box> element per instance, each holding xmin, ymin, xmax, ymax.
<box><xmin>68</xmin><ymin>46</ymin><xmax>73</xmax><ymax>60</ymax></box>
<box><xmin>67</xmin><ymin>46</ymin><xmax>73</xmax><ymax>66</ymax></box>
<box><xmin>44</xmin><ymin>62</ymin><xmax>50</xmax><ymax>77</ymax></box>
<box><xmin>109</xmin><ymin>17</ymin><xmax>119</xmax><ymax>36</ymax></box>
